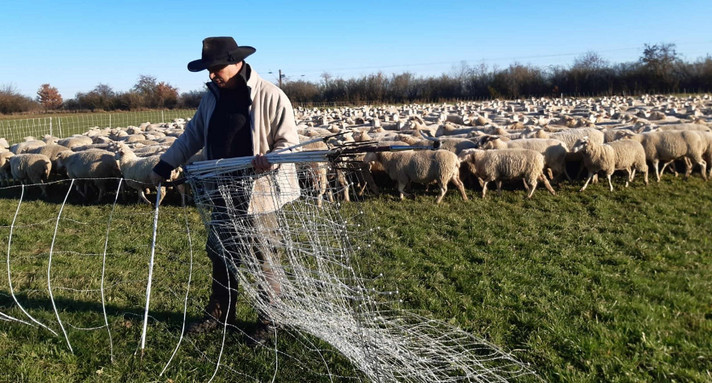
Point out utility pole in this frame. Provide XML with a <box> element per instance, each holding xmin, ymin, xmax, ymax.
<box><xmin>269</xmin><ymin>70</ymin><xmax>290</xmax><ymax>87</ymax></box>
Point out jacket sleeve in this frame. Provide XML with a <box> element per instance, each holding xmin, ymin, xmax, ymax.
<box><xmin>159</xmin><ymin>93</ymin><xmax>209</xmax><ymax>168</ymax></box>
<box><xmin>268</xmin><ymin>89</ymin><xmax>300</xmax><ymax>153</ymax></box>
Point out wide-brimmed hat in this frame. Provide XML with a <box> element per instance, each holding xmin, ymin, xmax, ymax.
<box><xmin>187</xmin><ymin>36</ymin><xmax>256</xmax><ymax>72</ymax></box>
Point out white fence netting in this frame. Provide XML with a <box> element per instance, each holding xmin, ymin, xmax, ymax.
<box><xmin>0</xmin><ymin>156</ymin><xmax>534</xmax><ymax>382</ymax></box>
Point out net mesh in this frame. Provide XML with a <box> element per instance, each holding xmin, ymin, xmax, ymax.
<box><xmin>0</xmin><ymin>146</ymin><xmax>534</xmax><ymax>382</ymax></box>
<box><xmin>183</xmin><ymin>152</ymin><xmax>534</xmax><ymax>382</ymax></box>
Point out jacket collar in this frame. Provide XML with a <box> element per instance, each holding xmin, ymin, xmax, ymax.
<box><xmin>205</xmin><ymin>62</ymin><xmax>255</xmax><ymax>98</ymax></box>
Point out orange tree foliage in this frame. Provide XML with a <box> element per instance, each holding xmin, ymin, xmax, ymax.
<box><xmin>36</xmin><ymin>83</ymin><xmax>63</xmax><ymax>110</ymax></box>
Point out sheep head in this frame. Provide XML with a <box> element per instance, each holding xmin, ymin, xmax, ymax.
<box><xmin>571</xmin><ymin>136</ymin><xmax>591</xmax><ymax>153</ymax></box>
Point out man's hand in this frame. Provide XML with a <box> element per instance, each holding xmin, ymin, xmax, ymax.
<box><xmin>149</xmin><ymin>170</ymin><xmax>165</xmax><ymax>186</ymax></box>
<box><xmin>252</xmin><ymin>154</ymin><xmax>275</xmax><ymax>173</ymax></box>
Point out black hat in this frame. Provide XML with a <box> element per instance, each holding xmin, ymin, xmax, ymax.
<box><xmin>187</xmin><ymin>37</ymin><xmax>256</xmax><ymax>72</ymax></box>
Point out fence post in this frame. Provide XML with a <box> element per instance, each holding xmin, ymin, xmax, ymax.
<box><xmin>49</xmin><ymin>117</ymin><xmax>53</xmax><ymax>138</ymax></box>
<box><xmin>58</xmin><ymin>117</ymin><xmax>62</xmax><ymax>138</ymax></box>
<box><xmin>161</xmin><ymin>110</ymin><xmax>165</xmax><ymax>123</ymax></box>
<box><xmin>109</xmin><ymin>114</ymin><xmax>112</xmax><ymax>129</ymax></box>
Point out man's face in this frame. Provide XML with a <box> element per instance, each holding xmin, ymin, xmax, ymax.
<box><xmin>208</xmin><ymin>61</ymin><xmax>242</xmax><ymax>88</ymax></box>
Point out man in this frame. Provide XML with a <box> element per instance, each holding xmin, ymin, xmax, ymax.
<box><xmin>150</xmin><ymin>36</ymin><xmax>300</xmax><ymax>343</ymax></box>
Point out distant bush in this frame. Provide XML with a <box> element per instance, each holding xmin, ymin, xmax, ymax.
<box><xmin>0</xmin><ymin>85</ymin><xmax>40</xmax><ymax>114</ymax></box>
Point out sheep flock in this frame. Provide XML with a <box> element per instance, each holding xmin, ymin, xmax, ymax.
<box><xmin>1</xmin><ymin>93</ymin><xmax>711</xmax><ymax>205</ymax></box>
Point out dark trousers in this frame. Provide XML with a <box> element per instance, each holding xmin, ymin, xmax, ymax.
<box><xmin>205</xmin><ymin>201</ymin><xmax>281</xmax><ymax>324</ymax></box>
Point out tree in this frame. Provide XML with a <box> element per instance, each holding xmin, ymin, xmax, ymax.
<box><xmin>640</xmin><ymin>43</ymin><xmax>679</xmax><ymax>75</ymax></box>
<box><xmin>0</xmin><ymin>84</ymin><xmax>38</xmax><ymax>114</ymax></box>
<box><xmin>573</xmin><ymin>51</ymin><xmax>608</xmax><ymax>71</ymax></box>
<box><xmin>74</xmin><ymin>83</ymin><xmax>115</xmax><ymax>111</ymax></box>
<box><xmin>36</xmin><ymin>83</ymin><xmax>63</xmax><ymax>110</ymax></box>
<box><xmin>640</xmin><ymin>43</ymin><xmax>681</xmax><ymax>91</ymax></box>
<box><xmin>132</xmin><ymin>75</ymin><xmax>178</xmax><ymax>108</ymax></box>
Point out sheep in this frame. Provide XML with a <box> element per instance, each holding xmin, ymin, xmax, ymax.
<box><xmin>0</xmin><ymin>151</ymin><xmax>15</xmax><ymax>186</ymax></box>
<box><xmin>113</xmin><ymin>142</ymin><xmax>176</xmax><ymax>205</ymax></box>
<box><xmin>625</xmin><ymin>130</ymin><xmax>707</xmax><ymax>181</ymax></box>
<box><xmin>363</xmin><ymin>149</ymin><xmax>467</xmax><ymax>204</ymax></box>
<box><xmin>10</xmin><ymin>140</ymin><xmax>46</xmax><ymax>154</ymax></box>
<box><xmin>8</xmin><ymin>153</ymin><xmax>52</xmax><ymax>197</ymax></box>
<box><xmin>56</xmin><ymin>149</ymin><xmax>122</xmax><ymax>202</ymax></box>
<box><xmin>458</xmin><ymin>148</ymin><xmax>556</xmax><ymax>199</ymax></box>
<box><xmin>27</xmin><ymin>143</ymin><xmax>70</xmax><ymax>175</ymax></box>
<box><xmin>571</xmin><ymin>137</ymin><xmax>616</xmax><ymax>192</ymax></box>
<box><xmin>479</xmin><ymin>136</ymin><xmax>570</xmax><ymax>181</ymax></box>
<box><xmin>607</xmin><ymin>139</ymin><xmax>650</xmax><ymax>187</ymax></box>
<box><xmin>57</xmin><ymin>135</ymin><xmax>93</xmax><ymax>149</ymax></box>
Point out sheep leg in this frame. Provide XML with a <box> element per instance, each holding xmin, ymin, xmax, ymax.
<box><xmin>138</xmin><ymin>189</ymin><xmax>152</xmax><ymax>205</ymax></box>
<box><xmin>624</xmin><ymin>169</ymin><xmax>631</xmax><ymax>187</ymax></box>
<box><xmin>451</xmin><ymin>175</ymin><xmax>468</xmax><ymax>201</ymax></box>
<box><xmin>40</xmin><ymin>182</ymin><xmax>48</xmax><ymax>199</ymax></box>
<box><xmin>703</xmin><ymin>160</ymin><xmax>709</xmax><ymax>181</ymax></box>
<box><xmin>606</xmin><ymin>173</ymin><xmax>614</xmax><ymax>192</ymax></box>
<box><xmin>397</xmin><ymin>181</ymin><xmax>407</xmax><ymax>201</ymax></box>
<box><xmin>660</xmin><ymin>160</ymin><xmax>678</xmax><ymax>177</ymax></box>
<box><xmin>525</xmin><ymin>179</ymin><xmax>537</xmax><ymax>199</ymax></box>
<box><xmin>496</xmin><ymin>180</ymin><xmax>503</xmax><ymax>195</ymax></box>
<box><xmin>521</xmin><ymin>178</ymin><xmax>530</xmax><ymax>192</ymax></box>
<box><xmin>158</xmin><ymin>186</ymin><xmax>166</xmax><ymax>205</ymax></box>
<box><xmin>579</xmin><ymin>172</ymin><xmax>594</xmax><ymax>192</ymax></box>
<box><xmin>74</xmin><ymin>181</ymin><xmax>87</xmax><ymax>199</ymax></box>
<box><xmin>481</xmin><ymin>181</ymin><xmax>489</xmax><ymax>198</ymax></box>
<box><xmin>694</xmin><ymin>158</ymin><xmax>707</xmax><ymax>180</ymax></box>
<box><xmin>563</xmin><ymin>165</ymin><xmax>572</xmax><ymax>181</ymax></box>
<box><xmin>337</xmin><ymin>169</ymin><xmax>350</xmax><ymax>202</ymax></box>
<box><xmin>653</xmin><ymin>160</ymin><xmax>661</xmax><ymax>182</ymax></box>
<box><xmin>435</xmin><ymin>182</ymin><xmax>447</xmax><ymax>204</ymax></box>
<box><xmin>546</xmin><ymin>167</ymin><xmax>554</xmax><ymax>181</ymax></box>
<box><xmin>539</xmin><ymin>174</ymin><xmax>556</xmax><ymax>196</ymax></box>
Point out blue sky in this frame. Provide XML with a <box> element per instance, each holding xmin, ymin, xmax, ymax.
<box><xmin>2</xmin><ymin>0</ymin><xmax>711</xmax><ymax>99</ymax></box>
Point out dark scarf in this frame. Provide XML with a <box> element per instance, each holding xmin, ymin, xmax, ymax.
<box><xmin>207</xmin><ymin>63</ymin><xmax>253</xmax><ymax>160</ymax></box>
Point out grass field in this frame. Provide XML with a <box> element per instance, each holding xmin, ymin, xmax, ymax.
<box><xmin>0</xmin><ymin>172</ymin><xmax>711</xmax><ymax>382</ymax></box>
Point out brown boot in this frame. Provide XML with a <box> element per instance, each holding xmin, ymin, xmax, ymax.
<box><xmin>185</xmin><ymin>296</ymin><xmax>236</xmax><ymax>335</ymax></box>
<box><xmin>246</xmin><ymin>316</ymin><xmax>277</xmax><ymax>347</ymax></box>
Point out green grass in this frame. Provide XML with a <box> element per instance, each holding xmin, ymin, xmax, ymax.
<box><xmin>1</xmin><ymin>174</ymin><xmax>711</xmax><ymax>382</ymax></box>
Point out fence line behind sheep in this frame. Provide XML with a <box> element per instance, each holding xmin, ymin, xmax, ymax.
<box><xmin>0</xmin><ymin>109</ymin><xmax>196</xmax><ymax>145</ymax></box>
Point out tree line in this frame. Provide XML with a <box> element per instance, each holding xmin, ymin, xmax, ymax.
<box><xmin>0</xmin><ymin>75</ymin><xmax>203</xmax><ymax>114</ymax></box>
<box><xmin>282</xmin><ymin>44</ymin><xmax>712</xmax><ymax>105</ymax></box>
<box><xmin>1</xmin><ymin>43</ymin><xmax>710</xmax><ymax>115</ymax></box>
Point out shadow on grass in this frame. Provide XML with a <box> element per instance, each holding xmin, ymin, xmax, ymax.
<box><xmin>0</xmin><ymin>177</ymin><xmax>188</xmax><ymax>207</ymax></box>
<box><xmin>0</xmin><ymin>292</ymin><xmax>257</xmax><ymax>334</ymax></box>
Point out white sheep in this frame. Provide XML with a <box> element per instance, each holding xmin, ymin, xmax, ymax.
<box><xmin>571</xmin><ymin>136</ymin><xmax>649</xmax><ymax>191</ymax></box>
<box><xmin>27</xmin><ymin>143</ymin><xmax>70</xmax><ymax>175</ymax></box>
<box><xmin>363</xmin><ymin>149</ymin><xmax>467</xmax><ymax>204</ymax></box>
<box><xmin>479</xmin><ymin>136</ymin><xmax>570</xmax><ymax>181</ymax></box>
<box><xmin>626</xmin><ymin>130</ymin><xmax>707</xmax><ymax>181</ymax></box>
<box><xmin>10</xmin><ymin>140</ymin><xmax>46</xmax><ymax>154</ymax></box>
<box><xmin>113</xmin><ymin>143</ymin><xmax>176</xmax><ymax>205</ymax></box>
<box><xmin>458</xmin><ymin>148</ymin><xmax>556</xmax><ymax>199</ymax></box>
<box><xmin>57</xmin><ymin>135</ymin><xmax>93</xmax><ymax>149</ymax></box>
<box><xmin>607</xmin><ymin>139</ymin><xmax>650</xmax><ymax>187</ymax></box>
<box><xmin>8</xmin><ymin>153</ymin><xmax>52</xmax><ymax>197</ymax></box>
<box><xmin>0</xmin><ymin>151</ymin><xmax>15</xmax><ymax>186</ymax></box>
<box><xmin>571</xmin><ymin>137</ymin><xmax>616</xmax><ymax>192</ymax></box>
<box><xmin>56</xmin><ymin>149</ymin><xmax>122</xmax><ymax>202</ymax></box>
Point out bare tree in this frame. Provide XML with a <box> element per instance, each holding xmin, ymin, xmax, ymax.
<box><xmin>573</xmin><ymin>51</ymin><xmax>608</xmax><ymax>70</ymax></box>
